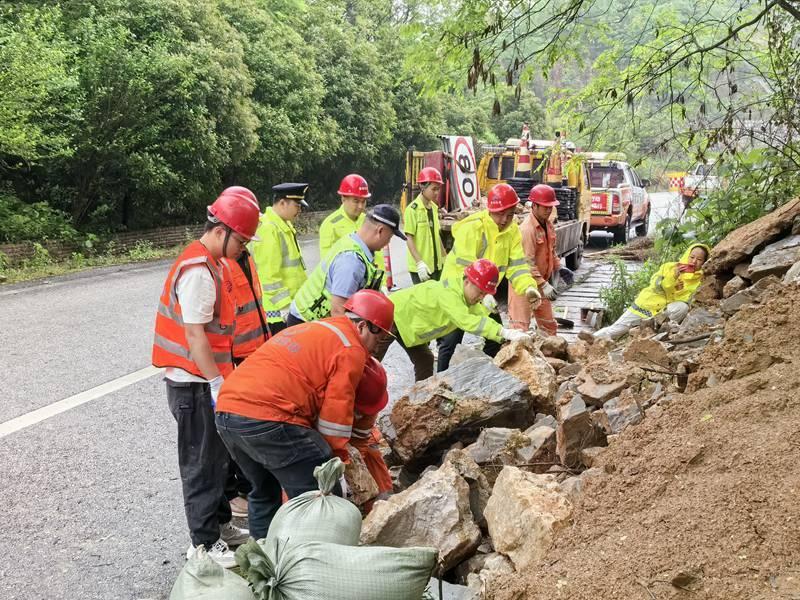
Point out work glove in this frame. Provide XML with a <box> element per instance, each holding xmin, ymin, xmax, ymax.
<box><xmin>279</xmin><ymin>308</ymin><xmax>290</xmax><ymax>321</ymax></box>
<box><xmin>541</xmin><ymin>282</ymin><xmax>557</xmax><ymax>300</ymax></box>
<box><xmin>416</xmin><ymin>261</ymin><xmax>431</xmax><ymax>282</ymax></box>
<box><xmin>526</xmin><ymin>286</ymin><xmax>543</xmax><ymax>309</ymax></box>
<box><xmin>500</xmin><ymin>327</ymin><xmax>532</xmax><ymax>343</ymax></box>
<box><xmin>338</xmin><ymin>475</ymin><xmax>350</xmax><ymax>499</ymax></box>
<box><xmin>208</xmin><ymin>375</ymin><xmax>224</xmax><ymax>409</ymax></box>
<box><xmin>482</xmin><ymin>294</ymin><xmax>498</xmax><ymax>313</ymax></box>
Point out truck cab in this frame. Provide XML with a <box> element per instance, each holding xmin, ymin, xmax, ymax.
<box><xmin>586</xmin><ymin>153</ymin><xmax>651</xmax><ymax>244</ymax></box>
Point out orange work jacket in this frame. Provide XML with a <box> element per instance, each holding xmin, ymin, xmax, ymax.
<box><xmin>152</xmin><ymin>240</ymin><xmax>235</xmax><ymax>378</ymax></box>
<box><xmin>522</xmin><ymin>213</ymin><xmax>560</xmax><ymax>285</ymax></box>
<box><xmin>216</xmin><ymin>317</ymin><xmax>369</xmax><ymax>460</ymax></box>
<box><xmin>222</xmin><ymin>252</ymin><xmax>270</xmax><ymax>360</ymax></box>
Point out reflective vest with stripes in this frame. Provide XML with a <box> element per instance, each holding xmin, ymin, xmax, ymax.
<box><xmin>390</xmin><ymin>276</ymin><xmax>503</xmax><ymax>347</ymax></box>
<box><xmin>152</xmin><ymin>241</ymin><xmax>235</xmax><ymax>377</ymax></box>
<box><xmin>441</xmin><ymin>209</ymin><xmax>537</xmax><ymax>296</ymax></box>
<box><xmin>293</xmin><ymin>234</ymin><xmax>383</xmax><ymax>322</ymax></box>
<box><xmin>404</xmin><ymin>194</ymin><xmax>444</xmax><ymax>273</ymax></box>
<box><xmin>251</xmin><ymin>207</ymin><xmax>307</xmax><ymax>324</ymax></box>
<box><xmin>319</xmin><ymin>206</ymin><xmax>385</xmax><ymax>269</ymax></box>
<box><xmin>222</xmin><ymin>252</ymin><xmax>270</xmax><ymax>359</ymax></box>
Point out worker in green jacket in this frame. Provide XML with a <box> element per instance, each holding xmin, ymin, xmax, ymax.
<box><xmin>250</xmin><ymin>183</ymin><xmax>309</xmax><ymax>333</ymax></box>
<box><xmin>405</xmin><ymin>167</ymin><xmax>446</xmax><ymax>283</ymax></box>
<box><xmin>374</xmin><ymin>259</ymin><xmax>532</xmax><ymax>381</ymax></box>
<box><xmin>438</xmin><ymin>183</ymin><xmax>542</xmax><ymax>371</ymax></box>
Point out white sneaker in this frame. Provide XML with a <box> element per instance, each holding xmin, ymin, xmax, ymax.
<box><xmin>220</xmin><ymin>521</ymin><xmax>250</xmax><ymax>547</ymax></box>
<box><xmin>186</xmin><ymin>539</ymin><xmax>236</xmax><ymax>569</ymax></box>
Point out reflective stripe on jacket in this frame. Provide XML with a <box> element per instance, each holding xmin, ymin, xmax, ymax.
<box><xmin>390</xmin><ymin>276</ymin><xmax>502</xmax><ymax>347</ymax></box>
<box><xmin>152</xmin><ymin>240</ymin><xmax>235</xmax><ymax>377</ymax></box>
<box><xmin>294</xmin><ymin>234</ymin><xmax>383</xmax><ymax>322</ymax></box>
<box><xmin>441</xmin><ymin>210</ymin><xmax>537</xmax><ymax>296</ymax></box>
<box><xmin>251</xmin><ymin>207</ymin><xmax>307</xmax><ymax>324</ymax></box>
<box><xmin>630</xmin><ymin>243</ymin><xmax>711</xmax><ymax>317</ymax></box>
<box><xmin>222</xmin><ymin>252</ymin><xmax>270</xmax><ymax>359</ymax></box>
<box><xmin>319</xmin><ymin>205</ymin><xmax>384</xmax><ymax>269</ymax></box>
<box><xmin>404</xmin><ymin>195</ymin><xmax>444</xmax><ymax>273</ymax></box>
<box><xmin>216</xmin><ymin>317</ymin><xmax>369</xmax><ymax>461</ymax></box>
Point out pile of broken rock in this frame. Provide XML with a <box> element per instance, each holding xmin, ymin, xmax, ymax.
<box><xmin>338</xmin><ymin>199</ymin><xmax>800</xmax><ymax>599</ymax></box>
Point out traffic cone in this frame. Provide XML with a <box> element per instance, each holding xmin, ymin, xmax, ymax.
<box><xmin>516</xmin><ymin>137</ymin><xmax>532</xmax><ymax>178</ymax></box>
<box><xmin>383</xmin><ymin>243</ymin><xmax>394</xmax><ymax>290</ymax></box>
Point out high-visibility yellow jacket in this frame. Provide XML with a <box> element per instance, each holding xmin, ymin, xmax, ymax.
<box><xmin>630</xmin><ymin>243</ymin><xmax>711</xmax><ymax>317</ymax></box>
<box><xmin>390</xmin><ymin>276</ymin><xmax>503</xmax><ymax>347</ymax></box>
<box><xmin>404</xmin><ymin>194</ymin><xmax>444</xmax><ymax>273</ymax></box>
<box><xmin>250</xmin><ymin>207</ymin><xmax>307</xmax><ymax>324</ymax></box>
<box><xmin>441</xmin><ymin>210</ymin><xmax>537</xmax><ymax>295</ymax></box>
<box><xmin>319</xmin><ymin>206</ymin><xmax>384</xmax><ymax>269</ymax></box>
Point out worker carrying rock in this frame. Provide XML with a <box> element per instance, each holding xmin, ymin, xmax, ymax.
<box><xmin>374</xmin><ymin>258</ymin><xmax>532</xmax><ymax>380</ymax></box>
<box><xmin>508</xmin><ymin>184</ymin><xmax>562</xmax><ymax>336</ymax></box>
<box><xmin>405</xmin><ymin>166</ymin><xmax>447</xmax><ymax>283</ymax></box>
<box><xmin>250</xmin><ymin>182</ymin><xmax>309</xmax><ymax>334</ymax></box>
<box><xmin>287</xmin><ymin>204</ymin><xmax>404</xmax><ymax>326</ymax></box>
<box><xmin>595</xmin><ymin>243</ymin><xmax>711</xmax><ymax>340</ymax></box>
<box><xmin>214</xmin><ymin>290</ymin><xmax>394</xmax><ymax>540</ymax></box>
<box><xmin>437</xmin><ymin>183</ymin><xmax>542</xmax><ymax>372</ymax></box>
<box><xmin>152</xmin><ymin>189</ymin><xmax>257</xmax><ymax>568</ymax></box>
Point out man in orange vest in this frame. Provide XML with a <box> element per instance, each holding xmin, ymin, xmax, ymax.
<box><xmin>508</xmin><ymin>184</ymin><xmax>561</xmax><ymax>336</ymax></box>
<box><xmin>215</xmin><ymin>290</ymin><xmax>394</xmax><ymax>540</ymax></box>
<box><xmin>151</xmin><ymin>190</ymin><xmax>260</xmax><ymax>568</ymax></box>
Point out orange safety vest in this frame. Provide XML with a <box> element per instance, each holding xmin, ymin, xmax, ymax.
<box><xmin>222</xmin><ymin>253</ymin><xmax>270</xmax><ymax>360</ymax></box>
<box><xmin>152</xmin><ymin>240</ymin><xmax>235</xmax><ymax>378</ymax></box>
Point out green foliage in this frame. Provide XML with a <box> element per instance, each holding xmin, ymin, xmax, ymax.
<box><xmin>24</xmin><ymin>243</ymin><xmax>54</xmax><ymax>269</ymax></box>
<box><xmin>127</xmin><ymin>240</ymin><xmax>161</xmax><ymax>261</ymax></box>
<box><xmin>599</xmin><ymin>258</ymin><xmax>660</xmax><ymax>325</ymax></box>
<box><xmin>0</xmin><ymin>187</ymin><xmax>78</xmax><ymax>242</ymax></box>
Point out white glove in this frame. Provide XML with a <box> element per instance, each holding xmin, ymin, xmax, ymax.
<box><xmin>416</xmin><ymin>261</ymin><xmax>431</xmax><ymax>282</ymax></box>
<box><xmin>526</xmin><ymin>286</ymin><xmax>543</xmax><ymax>309</ymax></box>
<box><xmin>482</xmin><ymin>294</ymin><xmax>498</xmax><ymax>313</ymax></box>
<box><xmin>500</xmin><ymin>327</ymin><xmax>531</xmax><ymax>342</ymax></box>
<box><xmin>208</xmin><ymin>375</ymin><xmax>224</xmax><ymax>408</ymax></box>
<box><xmin>542</xmin><ymin>282</ymin><xmax>557</xmax><ymax>300</ymax></box>
<box><xmin>380</xmin><ymin>285</ymin><xmax>390</xmax><ymax>295</ymax></box>
<box><xmin>338</xmin><ymin>475</ymin><xmax>350</xmax><ymax>499</ymax></box>
<box><xmin>279</xmin><ymin>308</ymin><xmax>290</xmax><ymax>320</ymax></box>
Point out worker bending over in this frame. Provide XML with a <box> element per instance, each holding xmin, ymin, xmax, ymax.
<box><xmin>405</xmin><ymin>167</ymin><xmax>446</xmax><ymax>283</ymax></box>
<box><xmin>215</xmin><ymin>290</ymin><xmax>394</xmax><ymax>540</ymax></box>
<box><xmin>437</xmin><ymin>183</ymin><xmax>542</xmax><ymax>371</ymax></box>
<box><xmin>152</xmin><ymin>190</ymin><xmax>256</xmax><ymax>568</ymax></box>
<box><xmin>250</xmin><ymin>183</ymin><xmax>309</xmax><ymax>334</ymax></box>
<box><xmin>595</xmin><ymin>243</ymin><xmax>710</xmax><ymax>340</ymax></box>
<box><xmin>508</xmin><ymin>184</ymin><xmax>562</xmax><ymax>336</ymax></box>
<box><xmin>288</xmin><ymin>204</ymin><xmax>403</xmax><ymax>326</ymax></box>
<box><xmin>375</xmin><ymin>258</ymin><xmax>531</xmax><ymax>380</ymax></box>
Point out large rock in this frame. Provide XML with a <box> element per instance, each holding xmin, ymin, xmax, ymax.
<box><xmin>592</xmin><ymin>396</ymin><xmax>644</xmax><ymax>435</ymax></box>
<box><xmin>493</xmin><ymin>340</ymin><xmax>557</xmax><ymax>413</ymax></box>
<box><xmin>383</xmin><ymin>357</ymin><xmax>534</xmax><ymax>469</ymax></box>
<box><xmin>443</xmin><ymin>449</ymin><xmax>492</xmax><ymax>529</ymax></box>
<box><xmin>747</xmin><ymin>234</ymin><xmax>800</xmax><ymax>282</ymax></box>
<box><xmin>784</xmin><ymin>261</ymin><xmax>800</xmax><ymax>284</ymax></box>
<box><xmin>361</xmin><ymin>458</ymin><xmax>482</xmax><ymax>571</ymax></box>
<box><xmin>556</xmin><ymin>394</ymin><xmax>606</xmax><ymax>468</ymax></box>
<box><xmin>344</xmin><ymin>444</ymin><xmax>379</xmax><ymax>507</ymax></box>
<box><xmin>704</xmin><ymin>197</ymin><xmax>800</xmax><ymax>275</ymax></box>
<box><xmin>722</xmin><ymin>275</ymin><xmax>748</xmax><ymax>298</ymax></box>
<box><xmin>465</xmin><ymin>425</ymin><xmax>556</xmax><ymax>478</ymax></box>
<box><xmin>577</xmin><ymin>372</ymin><xmax>627</xmax><ymax>407</ymax></box>
<box><xmin>539</xmin><ymin>335</ymin><xmax>568</xmax><ymax>360</ymax></box>
<box><xmin>484</xmin><ymin>467</ymin><xmax>573</xmax><ymax>571</ymax></box>
<box><xmin>623</xmin><ymin>337</ymin><xmax>672</xmax><ymax>369</ymax></box>
<box><xmin>720</xmin><ymin>275</ymin><xmax>781</xmax><ymax>315</ymax></box>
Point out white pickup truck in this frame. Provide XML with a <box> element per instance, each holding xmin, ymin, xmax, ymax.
<box><xmin>681</xmin><ymin>162</ymin><xmax>721</xmax><ymax>206</ymax></box>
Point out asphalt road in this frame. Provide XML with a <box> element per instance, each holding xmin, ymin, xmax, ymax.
<box><xmin>0</xmin><ymin>192</ymin><xmax>681</xmax><ymax>599</ymax></box>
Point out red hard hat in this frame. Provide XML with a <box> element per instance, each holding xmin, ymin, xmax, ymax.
<box><xmin>355</xmin><ymin>357</ymin><xmax>389</xmax><ymax>416</ymax></box>
<box><xmin>222</xmin><ymin>186</ymin><xmax>257</xmax><ymax>203</ymax></box>
<box><xmin>418</xmin><ymin>167</ymin><xmax>444</xmax><ymax>185</ymax></box>
<box><xmin>343</xmin><ymin>289</ymin><xmax>394</xmax><ymax>333</ymax></box>
<box><xmin>337</xmin><ymin>174</ymin><xmax>372</xmax><ymax>199</ymax></box>
<box><xmin>486</xmin><ymin>183</ymin><xmax>519</xmax><ymax>212</ymax></box>
<box><xmin>207</xmin><ymin>191</ymin><xmax>261</xmax><ymax>241</ymax></box>
<box><xmin>528</xmin><ymin>184</ymin><xmax>560</xmax><ymax>207</ymax></box>
<box><xmin>464</xmin><ymin>258</ymin><xmax>500</xmax><ymax>295</ymax></box>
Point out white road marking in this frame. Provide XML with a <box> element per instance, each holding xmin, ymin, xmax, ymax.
<box><xmin>0</xmin><ymin>366</ymin><xmax>163</xmax><ymax>439</ymax></box>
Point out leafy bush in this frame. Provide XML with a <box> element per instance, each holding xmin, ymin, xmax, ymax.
<box><xmin>127</xmin><ymin>240</ymin><xmax>160</xmax><ymax>261</ymax></box>
<box><xmin>599</xmin><ymin>258</ymin><xmax>660</xmax><ymax>324</ymax></box>
<box><xmin>0</xmin><ymin>189</ymin><xmax>78</xmax><ymax>243</ymax></box>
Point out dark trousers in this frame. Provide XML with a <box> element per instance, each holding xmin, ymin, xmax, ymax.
<box><xmin>374</xmin><ymin>326</ymin><xmax>435</xmax><ymax>381</ymax></box>
<box><xmin>410</xmin><ymin>270</ymin><xmax>442</xmax><ymax>285</ymax></box>
<box><xmin>436</xmin><ymin>311</ymin><xmax>503</xmax><ymax>373</ymax></box>
<box><xmin>215</xmin><ymin>414</ymin><xmax>341</xmax><ymax>540</ymax></box>
<box><xmin>166</xmin><ymin>380</ymin><xmax>232</xmax><ymax>548</ymax></box>
<box><xmin>285</xmin><ymin>313</ymin><xmax>305</xmax><ymax>328</ymax></box>
<box><xmin>268</xmin><ymin>320</ymin><xmax>287</xmax><ymax>336</ymax></box>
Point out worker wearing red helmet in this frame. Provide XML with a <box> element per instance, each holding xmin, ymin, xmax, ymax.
<box><xmin>374</xmin><ymin>259</ymin><xmax>532</xmax><ymax>380</ymax></box>
<box><xmin>508</xmin><ymin>184</ymin><xmax>562</xmax><ymax>336</ymax></box>
<box><xmin>349</xmin><ymin>357</ymin><xmax>393</xmax><ymax>500</ymax></box>
<box><xmin>215</xmin><ymin>290</ymin><xmax>394</xmax><ymax>540</ymax></box>
<box><xmin>438</xmin><ymin>183</ymin><xmax>542</xmax><ymax>371</ymax></box>
<box><xmin>405</xmin><ymin>167</ymin><xmax>447</xmax><ymax>283</ymax></box>
<box><xmin>152</xmin><ymin>189</ymin><xmax>258</xmax><ymax>567</ymax></box>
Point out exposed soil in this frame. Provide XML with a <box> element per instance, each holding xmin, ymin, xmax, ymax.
<box><xmin>489</xmin><ymin>285</ymin><xmax>800</xmax><ymax>599</ymax></box>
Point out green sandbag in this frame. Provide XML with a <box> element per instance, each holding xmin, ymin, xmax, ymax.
<box><xmin>236</xmin><ymin>538</ymin><xmax>438</xmax><ymax>600</ymax></box>
<box><xmin>265</xmin><ymin>457</ymin><xmax>362</xmax><ymax>547</ymax></box>
<box><xmin>169</xmin><ymin>546</ymin><xmax>255</xmax><ymax>600</ymax></box>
